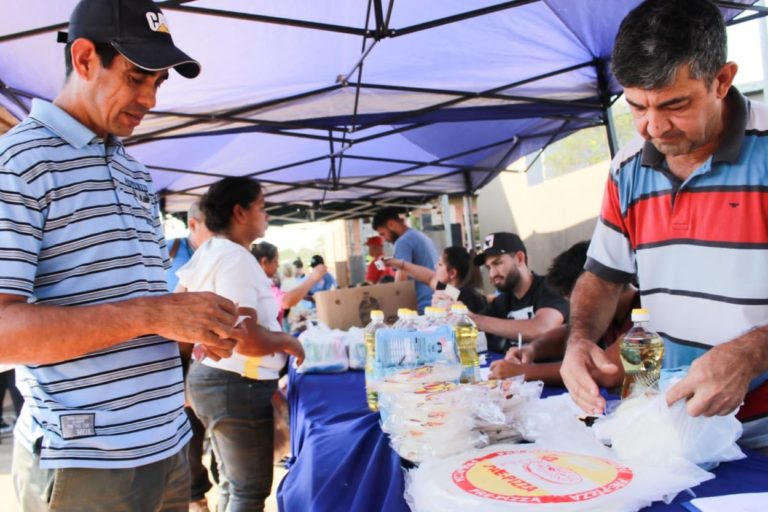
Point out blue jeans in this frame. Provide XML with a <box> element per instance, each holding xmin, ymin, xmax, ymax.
<box><xmin>188</xmin><ymin>363</ymin><xmax>276</xmax><ymax>512</ymax></box>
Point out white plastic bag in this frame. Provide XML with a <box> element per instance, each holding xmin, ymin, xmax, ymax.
<box><xmin>593</xmin><ymin>392</ymin><xmax>744</xmax><ymax>467</ymax></box>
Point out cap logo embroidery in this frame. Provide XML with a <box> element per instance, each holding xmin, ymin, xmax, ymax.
<box><xmin>484</xmin><ymin>234</ymin><xmax>494</xmax><ymax>249</ymax></box>
<box><xmin>146</xmin><ymin>12</ymin><xmax>170</xmax><ymax>34</ymax></box>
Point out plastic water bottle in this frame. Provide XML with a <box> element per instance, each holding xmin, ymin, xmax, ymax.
<box><xmin>450</xmin><ymin>304</ymin><xmax>479</xmax><ymax>383</ymax></box>
<box><xmin>620</xmin><ymin>308</ymin><xmax>665</xmax><ymax>398</ymax></box>
<box><xmin>364</xmin><ymin>310</ymin><xmax>388</xmax><ymax>411</ymax></box>
<box><xmin>392</xmin><ymin>308</ymin><xmax>410</xmax><ymax>329</ymax></box>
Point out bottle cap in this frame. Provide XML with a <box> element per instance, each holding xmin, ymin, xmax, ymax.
<box><xmin>397</xmin><ymin>308</ymin><xmax>409</xmax><ymax>317</ymax></box>
<box><xmin>371</xmin><ymin>310</ymin><xmax>384</xmax><ymax>320</ymax></box>
<box><xmin>631</xmin><ymin>308</ymin><xmax>649</xmax><ymax>322</ymax></box>
<box><xmin>451</xmin><ymin>304</ymin><xmax>468</xmax><ymax>313</ymax></box>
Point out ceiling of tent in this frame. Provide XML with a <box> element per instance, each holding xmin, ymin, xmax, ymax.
<box><xmin>0</xmin><ymin>0</ymin><xmax>761</xmax><ymax>223</ymax></box>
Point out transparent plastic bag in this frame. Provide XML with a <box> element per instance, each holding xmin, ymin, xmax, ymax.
<box><xmin>593</xmin><ymin>392</ymin><xmax>744</xmax><ymax>468</ymax></box>
<box><xmin>344</xmin><ymin>327</ymin><xmax>366</xmax><ymax>370</ymax></box>
<box><xmin>296</xmin><ymin>323</ymin><xmax>349</xmax><ymax>373</ymax></box>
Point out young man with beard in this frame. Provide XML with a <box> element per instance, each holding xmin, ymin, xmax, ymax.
<box><xmin>470</xmin><ymin>233</ymin><xmax>569</xmax><ymax>354</ymax></box>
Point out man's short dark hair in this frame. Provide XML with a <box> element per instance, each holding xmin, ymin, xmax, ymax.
<box><xmin>611</xmin><ymin>0</ymin><xmax>726</xmax><ymax>89</ymax></box>
<box><xmin>371</xmin><ymin>207</ymin><xmax>405</xmax><ymax>230</ymax></box>
<box><xmin>64</xmin><ymin>41</ymin><xmax>119</xmax><ymax>78</ymax></box>
<box><xmin>546</xmin><ymin>241</ymin><xmax>589</xmax><ymax>298</ymax></box>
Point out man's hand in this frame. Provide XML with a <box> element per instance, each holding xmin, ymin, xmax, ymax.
<box><xmin>150</xmin><ymin>292</ymin><xmax>239</xmax><ymax>354</ymax></box>
<box><xmin>382</xmin><ymin>256</ymin><xmax>402</xmax><ymax>269</ymax></box>
<box><xmin>489</xmin><ymin>359</ymin><xmax>526</xmax><ymax>380</ymax></box>
<box><xmin>505</xmin><ymin>344</ymin><xmax>535</xmax><ymax>364</ymax></box>
<box><xmin>666</xmin><ymin>342</ymin><xmax>752</xmax><ymax>416</ymax></box>
<box><xmin>560</xmin><ymin>337</ymin><xmax>619</xmax><ymax>415</ymax></box>
<box><xmin>231</xmin><ymin>307</ymin><xmax>305</xmax><ymax>365</ymax></box>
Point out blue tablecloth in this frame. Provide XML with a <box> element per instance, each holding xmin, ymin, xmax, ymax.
<box><xmin>277</xmin><ymin>366</ymin><xmax>768</xmax><ymax>512</ymax></box>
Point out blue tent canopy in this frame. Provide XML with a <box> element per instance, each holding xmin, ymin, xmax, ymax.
<box><xmin>0</xmin><ymin>0</ymin><xmax>760</xmax><ymax>222</ymax></box>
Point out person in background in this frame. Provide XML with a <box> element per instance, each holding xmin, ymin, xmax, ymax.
<box><xmin>560</xmin><ymin>0</ymin><xmax>768</xmax><ymax>453</ymax></box>
<box><xmin>489</xmin><ymin>241</ymin><xmax>636</xmax><ymax>386</ymax></box>
<box><xmin>166</xmin><ymin>200</ymin><xmax>216</xmax><ymax>512</ymax></box>
<box><xmin>252</xmin><ymin>242</ymin><xmax>329</xmax><ymax>324</ymax></box>
<box><xmin>306</xmin><ymin>255</ymin><xmax>337</xmax><ymax>300</ymax></box>
<box><xmin>372</xmin><ymin>207</ymin><xmax>439</xmax><ymax>313</ymax></box>
<box><xmin>470</xmin><ymin>233</ymin><xmax>568</xmax><ymax>353</ymax></box>
<box><xmin>364</xmin><ymin>235</ymin><xmax>395</xmax><ymax>284</ymax></box>
<box><xmin>385</xmin><ymin>246</ymin><xmax>488</xmax><ymax>313</ymax></box>
<box><xmin>179</xmin><ymin>177</ymin><xmax>304</xmax><ymax>511</ymax></box>
<box><xmin>166</xmin><ymin>200</ymin><xmax>212</xmax><ymax>292</ymax></box>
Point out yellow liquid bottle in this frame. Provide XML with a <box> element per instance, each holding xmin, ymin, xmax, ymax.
<box><xmin>364</xmin><ymin>310</ymin><xmax>387</xmax><ymax>411</ymax></box>
<box><xmin>620</xmin><ymin>308</ymin><xmax>665</xmax><ymax>398</ymax></box>
<box><xmin>451</xmin><ymin>304</ymin><xmax>479</xmax><ymax>383</ymax></box>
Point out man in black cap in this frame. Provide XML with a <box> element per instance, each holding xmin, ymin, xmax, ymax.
<box><xmin>0</xmin><ymin>1</ymin><xmax>281</xmax><ymax>510</ymax></box>
<box><xmin>471</xmin><ymin>232</ymin><xmax>569</xmax><ymax>354</ymax></box>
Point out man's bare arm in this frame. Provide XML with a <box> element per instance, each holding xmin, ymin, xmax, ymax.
<box><xmin>560</xmin><ymin>272</ymin><xmax>624</xmax><ymax>414</ymax></box>
<box><xmin>471</xmin><ymin>308</ymin><xmax>564</xmax><ymax>341</ymax></box>
<box><xmin>0</xmin><ymin>292</ymin><xmax>239</xmax><ymax>365</ymax></box>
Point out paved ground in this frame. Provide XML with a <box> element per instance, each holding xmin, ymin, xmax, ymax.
<box><xmin>0</xmin><ymin>396</ymin><xmax>284</xmax><ymax>512</ymax></box>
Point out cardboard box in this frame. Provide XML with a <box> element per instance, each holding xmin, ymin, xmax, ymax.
<box><xmin>315</xmin><ymin>281</ymin><xmax>417</xmax><ymax>329</ymax></box>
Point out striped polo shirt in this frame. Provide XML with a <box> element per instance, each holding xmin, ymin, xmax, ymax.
<box><xmin>586</xmin><ymin>88</ymin><xmax>768</xmax><ymax>448</ymax></box>
<box><xmin>0</xmin><ymin>99</ymin><xmax>190</xmax><ymax>469</ymax></box>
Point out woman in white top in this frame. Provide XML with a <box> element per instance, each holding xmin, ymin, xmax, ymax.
<box><xmin>178</xmin><ymin>177</ymin><xmax>303</xmax><ymax>511</ymax></box>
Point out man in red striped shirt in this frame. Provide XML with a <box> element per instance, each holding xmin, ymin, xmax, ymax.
<box><xmin>560</xmin><ymin>0</ymin><xmax>768</xmax><ymax>450</ymax></box>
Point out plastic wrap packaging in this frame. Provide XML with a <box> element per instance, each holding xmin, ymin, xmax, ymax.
<box><xmin>592</xmin><ymin>392</ymin><xmax>744</xmax><ymax>469</ymax></box>
<box><xmin>406</xmin><ymin>413</ymin><xmax>714</xmax><ymax>512</ymax></box>
<box><xmin>344</xmin><ymin>327</ymin><xmax>366</xmax><ymax>370</ymax></box>
<box><xmin>296</xmin><ymin>323</ymin><xmax>349</xmax><ymax>373</ymax></box>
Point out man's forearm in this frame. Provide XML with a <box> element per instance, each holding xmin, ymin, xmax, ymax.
<box><xmin>473</xmin><ymin>313</ymin><xmax>559</xmax><ymax>341</ymax></box>
<box><xmin>568</xmin><ymin>272</ymin><xmax>623</xmax><ymax>343</ymax></box>
<box><xmin>728</xmin><ymin>325</ymin><xmax>768</xmax><ymax>379</ymax></box>
<box><xmin>0</xmin><ymin>297</ymin><xmax>157</xmax><ymax>365</ymax></box>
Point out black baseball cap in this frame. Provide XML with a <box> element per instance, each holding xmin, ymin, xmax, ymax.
<box><xmin>310</xmin><ymin>255</ymin><xmax>325</xmax><ymax>268</ymax></box>
<box><xmin>474</xmin><ymin>232</ymin><xmax>527</xmax><ymax>265</ymax></box>
<box><xmin>61</xmin><ymin>0</ymin><xmax>200</xmax><ymax>78</ymax></box>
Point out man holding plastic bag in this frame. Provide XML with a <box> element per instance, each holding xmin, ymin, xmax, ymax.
<box><xmin>560</xmin><ymin>0</ymin><xmax>768</xmax><ymax>452</ymax></box>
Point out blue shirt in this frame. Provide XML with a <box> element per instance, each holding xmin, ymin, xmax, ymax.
<box><xmin>394</xmin><ymin>229</ymin><xmax>438</xmax><ymax>312</ymax></box>
<box><xmin>166</xmin><ymin>237</ymin><xmax>194</xmax><ymax>291</ymax></box>
<box><xmin>308</xmin><ymin>272</ymin><xmax>337</xmax><ymax>296</ymax></box>
<box><xmin>0</xmin><ymin>99</ymin><xmax>189</xmax><ymax>469</ymax></box>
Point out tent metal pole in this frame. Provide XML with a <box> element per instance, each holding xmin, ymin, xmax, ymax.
<box><xmin>125</xmin><ymin>84</ymin><xmax>343</xmax><ymax>145</ymax></box>
<box><xmin>162</xmin><ymin>5</ymin><xmax>369</xmax><ymax>36</ymax></box>
<box><xmin>353</xmin><ymin>82</ymin><xmax>601</xmax><ymax>109</ymax></box>
<box><xmin>462</xmin><ymin>194</ymin><xmax>475</xmax><ymax>249</ymax></box>
<box><xmin>603</xmin><ymin>106</ymin><xmax>619</xmax><ymax>159</ymax></box>
<box><xmin>596</xmin><ymin>60</ymin><xmax>619</xmax><ymax>158</ymax></box>
<box><xmin>393</xmin><ymin>0</ymin><xmax>539</xmax><ymax>37</ymax></box>
<box><xmin>441</xmin><ymin>194</ymin><xmax>453</xmax><ymax>246</ymax></box>
<box><xmin>356</xmin><ymin>60</ymin><xmax>597</xmax><ymax>130</ymax></box>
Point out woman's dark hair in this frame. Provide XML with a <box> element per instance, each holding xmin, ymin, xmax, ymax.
<box><xmin>443</xmin><ymin>246</ymin><xmax>483</xmax><ymax>289</ymax></box>
<box><xmin>251</xmin><ymin>241</ymin><xmax>278</xmax><ymax>263</ymax></box>
<box><xmin>546</xmin><ymin>240</ymin><xmax>589</xmax><ymax>298</ymax></box>
<box><xmin>65</xmin><ymin>41</ymin><xmax>119</xmax><ymax>78</ymax></box>
<box><xmin>293</xmin><ymin>258</ymin><xmax>304</xmax><ymax>269</ymax></box>
<box><xmin>200</xmin><ymin>177</ymin><xmax>263</xmax><ymax>233</ymax></box>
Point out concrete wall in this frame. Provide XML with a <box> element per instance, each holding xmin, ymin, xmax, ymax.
<box><xmin>476</xmin><ymin>159</ymin><xmax>610</xmax><ymax>276</ymax></box>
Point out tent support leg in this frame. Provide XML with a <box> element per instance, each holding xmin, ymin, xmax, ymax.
<box><xmin>462</xmin><ymin>195</ymin><xmax>475</xmax><ymax>249</ymax></box>
<box><xmin>604</xmin><ymin>105</ymin><xmax>619</xmax><ymax>159</ymax></box>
